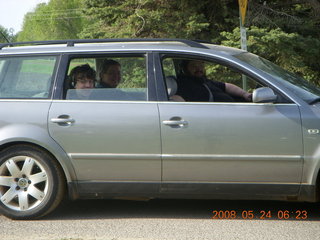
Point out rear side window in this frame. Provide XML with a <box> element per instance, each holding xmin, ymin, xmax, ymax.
<box><xmin>65</xmin><ymin>56</ymin><xmax>148</xmax><ymax>101</ymax></box>
<box><xmin>0</xmin><ymin>56</ymin><xmax>57</xmax><ymax>99</ymax></box>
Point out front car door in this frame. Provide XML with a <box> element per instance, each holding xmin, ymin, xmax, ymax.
<box><xmin>158</xmin><ymin>54</ymin><xmax>303</xmax><ymax>199</ymax></box>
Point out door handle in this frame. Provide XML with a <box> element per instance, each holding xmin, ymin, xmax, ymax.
<box><xmin>51</xmin><ymin>115</ymin><xmax>75</xmax><ymax>126</ymax></box>
<box><xmin>162</xmin><ymin>117</ymin><xmax>188</xmax><ymax>128</ymax></box>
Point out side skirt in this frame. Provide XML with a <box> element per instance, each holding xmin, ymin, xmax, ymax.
<box><xmin>66</xmin><ymin>181</ymin><xmax>317</xmax><ymax>202</ymax></box>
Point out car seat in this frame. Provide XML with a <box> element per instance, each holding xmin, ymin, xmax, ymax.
<box><xmin>165</xmin><ymin>75</ymin><xmax>178</xmax><ymax>98</ymax></box>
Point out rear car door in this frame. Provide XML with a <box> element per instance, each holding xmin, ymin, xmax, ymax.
<box><xmin>48</xmin><ymin>53</ymin><xmax>161</xmax><ymax>194</ymax></box>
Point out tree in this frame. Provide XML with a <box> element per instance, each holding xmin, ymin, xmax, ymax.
<box><xmin>80</xmin><ymin>0</ymin><xmax>320</xmax><ymax>39</ymax></box>
<box><xmin>246</xmin><ymin>0</ymin><xmax>320</xmax><ymax>38</ymax></box>
<box><xmin>242</xmin><ymin>0</ymin><xmax>320</xmax><ymax>84</ymax></box>
<box><xmin>79</xmin><ymin>0</ymin><xmax>238</xmax><ymax>40</ymax></box>
<box><xmin>79</xmin><ymin>0</ymin><xmax>319</xmax><ymax>83</ymax></box>
<box><xmin>0</xmin><ymin>25</ymin><xmax>16</xmax><ymax>43</ymax></box>
<box><xmin>221</xmin><ymin>27</ymin><xmax>320</xmax><ymax>84</ymax></box>
<box><xmin>18</xmin><ymin>0</ymin><xmax>86</xmax><ymax>41</ymax></box>
<box><xmin>16</xmin><ymin>0</ymin><xmax>320</xmax><ymax>84</ymax></box>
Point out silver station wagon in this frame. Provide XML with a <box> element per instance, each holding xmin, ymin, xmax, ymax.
<box><xmin>0</xmin><ymin>39</ymin><xmax>319</xmax><ymax>219</ymax></box>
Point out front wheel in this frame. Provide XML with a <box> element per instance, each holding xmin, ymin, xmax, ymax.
<box><xmin>0</xmin><ymin>145</ymin><xmax>65</xmax><ymax>219</ymax></box>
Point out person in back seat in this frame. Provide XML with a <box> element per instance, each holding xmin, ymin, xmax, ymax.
<box><xmin>97</xmin><ymin>59</ymin><xmax>121</xmax><ymax>88</ymax></box>
<box><xmin>67</xmin><ymin>64</ymin><xmax>96</xmax><ymax>99</ymax></box>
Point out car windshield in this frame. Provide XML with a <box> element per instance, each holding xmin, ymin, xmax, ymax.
<box><xmin>234</xmin><ymin>52</ymin><xmax>320</xmax><ymax>103</ymax></box>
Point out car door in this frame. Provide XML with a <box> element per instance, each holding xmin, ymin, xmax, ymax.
<box><xmin>158</xmin><ymin>56</ymin><xmax>303</xmax><ymax>196</ymax></box>
<box><xmin>48</xmin><ymin>54</ymin><xmax>161</xmax><ymax>186</ymax></box>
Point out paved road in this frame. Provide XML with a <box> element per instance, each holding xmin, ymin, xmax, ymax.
<box><xmin>1</xmin><ymin>199</ymin><xmax>319</xmax><ymax>240</ymax></box>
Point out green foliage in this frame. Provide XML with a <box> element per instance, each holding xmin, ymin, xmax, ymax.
<box><xmin>220</xmin><ymin>27</ymin><xmax>320</xmax><ymax>85</ymax></box>
<box><xmin>79</xmin><ymin>0</ymin><xmax>237</xmax><ymax>40</ymax></box>
<box><xmin>0</xmin><ymin>25</ymin><xmax>16</xmax><ymax>43</ymax></box>
<box><xmin>77</xmin><ymin>0</ymin><xmax>320</xmax><ymax>84</ymax></box>
<box><xmin>14</xmin><ymin>0</ymin><xmax>320</xmax><ymax>84</ymax></box>
<box><xmin>18</xmin><ymin>0</ymin><xmax>86</xmax><ymax>41</ymax></box>
<box><xmin>247</xmin><ymin>0</ymin><xmax>320</xmax><ymax>39</ymax></box>
<box><xmin>117</xmin><ymin>57</ymin><xmax>146</xmax><ymax>88</ymax></box>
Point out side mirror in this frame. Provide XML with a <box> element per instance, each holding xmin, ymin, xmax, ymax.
<box><xmin>252</xmin><ymin>87</ymin><xmax>277</xmax><ymax>103</ymax></box>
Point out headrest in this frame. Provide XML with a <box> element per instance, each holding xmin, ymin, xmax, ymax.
<box><xmin>166</xmin><ymin>76</ymin><xmax>177</xmax><ymax>97</ymax></box>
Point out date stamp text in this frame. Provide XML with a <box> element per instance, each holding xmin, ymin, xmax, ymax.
<box><xmin>212</xmin><ymin>210</ymin><xmax>308</xmax><ymax>220</ymax></box>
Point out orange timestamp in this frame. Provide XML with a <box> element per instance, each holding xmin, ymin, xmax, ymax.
<box><xmin>212</xmin><ymin>210</ymin><xmax>308</xmax><ymax>220</ymax></box>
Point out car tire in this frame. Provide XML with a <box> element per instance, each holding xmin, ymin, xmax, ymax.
<box><xmin>0</xmin><ymin>144</ymin><xmax>66</xmax><ymax>220</ymax></box>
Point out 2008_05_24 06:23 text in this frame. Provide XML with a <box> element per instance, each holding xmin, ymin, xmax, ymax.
<box><xmin>212</xmin><ymin>210</ymin><xmax>308</xmax><ymax>220</ymax></box>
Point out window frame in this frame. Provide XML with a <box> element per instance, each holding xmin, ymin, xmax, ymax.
<box><xmin>54</xmin><ymin>52</ymin><xmax>157</xmax><ymax>101</ymax></box>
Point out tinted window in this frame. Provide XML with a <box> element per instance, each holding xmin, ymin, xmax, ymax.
<box><xmin>161</xmin><ymin>56</ymin><xmax>259</xmax><ymax>102</ymax></box>
<box><xmin>65</xmin><ymin>56</ymin><xmax>147</xmax><ymax>101</ymax></box>
<box><xmin>0</xmin><ymin>56</ymin><xmax>57</xmax><ymax>99</ymax></box>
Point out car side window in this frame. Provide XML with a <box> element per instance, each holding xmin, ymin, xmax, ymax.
<box><xmin>65</xmin><ymin>56</ymin><xmax>148</xmax><ymax>101</ymax></box>
<box><xmin>0</xmin><ymin>56</ymin><xmax>57</xmax><ymax>99</ymax></box>
<box><xmin>161</xmin><ymin>57</ymin><xmax>263</xmax><ymax>103</ymax></box>
<box><xmin>205</xmin><ymin>61</ymin><xmax>259</xmax><ymax>91</ymax></box>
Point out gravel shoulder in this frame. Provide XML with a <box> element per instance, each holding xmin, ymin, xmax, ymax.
<box><xmin>1</xmin><ymin>199</ymin><xmax>319</xmax><ymax>240</ymax></box>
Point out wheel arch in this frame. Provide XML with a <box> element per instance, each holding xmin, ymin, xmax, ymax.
<box><xmin>316</xmin><ymin>169</ymin><xmax>320</xmax><ymax>202</ymax></box>
<box><xmin>307</xmin><ymin>157</ymin><xmax>320</xmax><ymax>202</ymax></box>
<box><xmin>0</xmin><ymin>140</ymin><xmax>78</xmax><ymax>199</ymax></box>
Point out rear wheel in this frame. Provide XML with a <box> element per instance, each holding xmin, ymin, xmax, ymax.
<box><xmin>0</xmin><ymin>145</ymin><xmax>65</xmax><ymax>219</ymax></box>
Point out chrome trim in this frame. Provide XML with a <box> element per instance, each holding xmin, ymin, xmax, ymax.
<box><xmin>69</xmin><ymin>153</ymin><xmax>302</xmax><ymax>161</ymax></box>
<box><xmin>158</xmin><ymin>102</ymin><xmax>295</xmax><ymax>106</ymax></box>
<box><xmin>161</xmin><ymin>181</ymin><xmax>300</xmax><ymax>184</ymax></box>
<box><xmin>162</xmin><ymin>154</ymin><xmax>302</xmax><ymax>161</ymax></box>
<box><xmin>70</xmin><ymin>153</ymin><xmax>161</xmax><ymax>160</ymax></box>
<box><xmin>52</xmin><ymin>99</ymin><xmax>153</xmax><ymax>104</ymax></box>
<box><xmin>0</xmin><ymin>99</ymin><xmax>52</xmax><ymax>102</ymax></box>
<box><xmin>308</xmin><ymin>129</ymin><xmax>319</xmax><ymax>135</ymax></box>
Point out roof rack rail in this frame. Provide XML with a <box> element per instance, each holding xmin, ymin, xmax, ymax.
<box><xmin>0</xmin><ymin>38</ymin><xmax>210</xmax><ymax>50</ymax></box>
<box><xmin>193</xmin><ymin>39</ymin><xmax>215</xmax><ymax>44</ymax></box>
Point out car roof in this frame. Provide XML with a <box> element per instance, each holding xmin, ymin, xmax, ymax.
<box><xmin>0</xmin><ymin>38</ymin><xmax>245</xmax><ymax>56</ymax></box>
